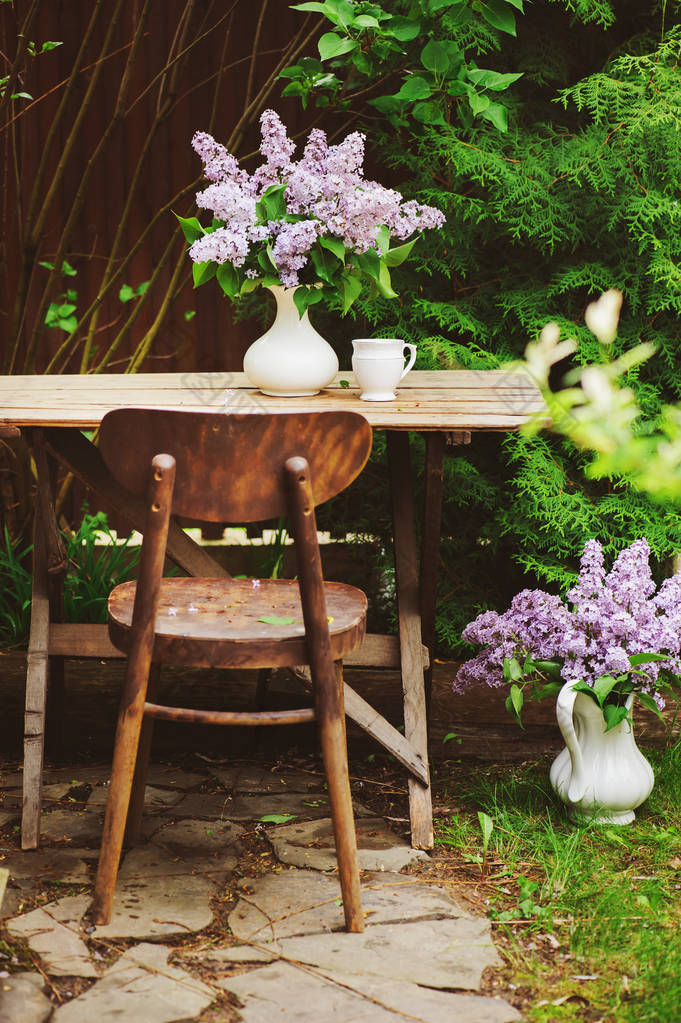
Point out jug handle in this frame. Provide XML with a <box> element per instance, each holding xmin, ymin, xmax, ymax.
<box><xmin>400</xmin><ymin>343</ymin><xmax>417</xmax><ymax>380</ymax></box>
<box><xmin>556</xmin><ymin>682</ymin><xmax>586</xmax><ymax>803</ymax></box>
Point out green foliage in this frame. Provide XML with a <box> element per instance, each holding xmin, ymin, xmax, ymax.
<box><xmin>43</xmin><ymin>261</ymin><xmax>78</xmax><ymax>335</ymax></box>
<box><xmin>284</xmin><ymin>0</ymin><xmax>681</xmax><ymax>653</ymax></box>
<box><xmin>62</xmin><ymin>510</ymin><xmax>140</xmax><ymax>625</ymax></box>
<box><xmin>0</xmin><ymin>526</ymin><xmax>32</xmax><ymax>648</ymax></box>
<box><xmin>284</xmin><ymin>0</ymin><xmax>525</xmax><ymax>131</ymax></box>
<box><xmin>0</xmin><ymin>511</ymin><xmax>140</xmax><ymax>648</ymax></box>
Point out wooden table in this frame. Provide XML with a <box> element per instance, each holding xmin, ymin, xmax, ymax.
<box><xmin>0</xmin><ymin>370</ymin><xmax>545</xmax><ymax>850</ymax></box>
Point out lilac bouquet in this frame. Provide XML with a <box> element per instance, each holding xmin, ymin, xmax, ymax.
<box><xmin>178</xmin><ymin>109</ymin><xmax>445</xmax><ymax>316</ymax></box>
<box><xmin>454</xmin><ymin>539</ymin><xmax>681</xmax><ymax>730</ymax></box>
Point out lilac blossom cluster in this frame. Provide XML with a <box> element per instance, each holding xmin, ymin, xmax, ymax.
<box><xmin>455</xmin><ymin>539</ymin><xmax>681</xmax><ymax>708</ymax></box>
<box><xmin>188</xmin><ymin>110</ymin><xmax>445</xmax><ymax>289</ymax></box>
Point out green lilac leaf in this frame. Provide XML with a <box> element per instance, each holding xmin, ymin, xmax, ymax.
<box><xmin>481</xmin><ymin>102</ymin><xmax>509</xmax><ymax>132</ymax></box>
<box><xmin>384</xmin><ymin>238</ymin><xmax>417</xmax><ymax>267</ymax></box>
<box><xmin>383</xmin><ymin>16</ymin><xmax>421</xmax><ymax>41</ymax></box>
<box><xmin>318</xmin><ymin>32</ymin><xmax>357</xmax><ymax>61</ymax></box>
<box><xmin>603</xmin><ymin>703</ymin><xmax>630</xmax><ymax>732</ymax></box>
<box><xmin>479</xmin><ymin>0</ymin><xmax>517</xmax><ymax>36</ymax></box>
<box><xmin>412</xmin><ymin>100</ymin><xmax>447</xmax><ymax>125</ymax></box>
<box><xmin>341</xmin><ymin>274</ymin><xmax>362</xmax><ymax>313</ymax></box>
<box><xmin>629</xmin><ymin>652</ymin><xmax>669</xmax><ymax>665</ymax></box>
<box><xmin>635</xmin><ymin>691</ymin><xmax>665</xmax><ymax>721</ymax></box>
<box><xmin>467</xmin><ymin>69</ymin><xmax>523</xmax><ymax>91</ymax></box>
<box><xmin>216</xmin><ymin>263</ymin><xmax>239</xmax><ymax>299</ymax></box>
<box><xmin>319</xmin><ymin>235</ymin><xmax>345</xmax><ymax>261</ymax></box>
<box><xmin>421</xmin><ymin>40</ymin><xmax>450</xmax><ymax>74</ymax></box>
<box><xmin>395</xmin><ymin>76</ymin><xmax>432</xmax><ymax>101</ymax></box>
<box><xmin>192</xmin><ymin>261</ymin><xmax>215</xmax><ymax>288</ymax></box>
<box><xmin>176</xmin><ymin>214</ymin><xmax>205</xmax><ymax>244</ymax></box>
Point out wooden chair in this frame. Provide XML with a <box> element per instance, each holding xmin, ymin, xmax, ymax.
<box><xmin>90</xmin><ymin>408</ymin><xmax>372</xmax><ymax>933</ymax></box>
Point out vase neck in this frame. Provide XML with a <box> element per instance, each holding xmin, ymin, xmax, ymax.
<box><xmin>267</xmin><ymin>285</ymin><xmax>310</xmax><ymax>327</ymax></box>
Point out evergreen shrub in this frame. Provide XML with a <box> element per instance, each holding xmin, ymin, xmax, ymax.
<box><xmin>283</xmin><ymin>0</ymin><xmax>681</xmax><ymax>653</ymax></box>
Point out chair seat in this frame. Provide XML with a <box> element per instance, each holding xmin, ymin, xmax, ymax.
<box><xmin>108</xmin><ymin>577</ymin><xmax>367</xmax><ymax>669</ymax></box>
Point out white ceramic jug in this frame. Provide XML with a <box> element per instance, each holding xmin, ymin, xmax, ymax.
<box><xmin>351</xmin><ymin>338</ymin><xmax>417</xmax><ymax>401</ymax></box>
<box><xmin>549</xmin><ymin>681</ymin><xmax>654</xmax><ymax>824</ymax></box>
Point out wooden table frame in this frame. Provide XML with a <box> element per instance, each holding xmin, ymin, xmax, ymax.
<box><xmin>0</xmin><ymin>370</ymin><xmax>545</xmax><ymax>850</ymax></box>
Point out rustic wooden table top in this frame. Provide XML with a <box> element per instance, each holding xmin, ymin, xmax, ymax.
<box><xmin>0</xmin><ymin>370</ymin><xmax>546</xmax><ymax>431</ymax></box>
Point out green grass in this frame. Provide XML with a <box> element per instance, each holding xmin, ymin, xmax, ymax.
<box><xmin>434</xmin><ymin>746</ymin><xmax>681</xmax><ymax>1021</ymax></box>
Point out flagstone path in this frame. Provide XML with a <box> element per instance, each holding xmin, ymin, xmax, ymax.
<box><xmin>0</xmin><ymin>762</ymin><xmax>521</xmax><ymax>1022</ymax></box>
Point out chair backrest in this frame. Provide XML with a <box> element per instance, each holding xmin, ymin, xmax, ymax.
<box><xmin>99</xmin><ymin>409</ymin><xmax>372</xmax><ymax>523</ymax></box>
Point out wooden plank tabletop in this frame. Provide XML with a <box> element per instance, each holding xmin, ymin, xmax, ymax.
<box><xmin>0</xmin><ymin>370</ymin><xmax>546</xmax><ymax>431</ymax></box>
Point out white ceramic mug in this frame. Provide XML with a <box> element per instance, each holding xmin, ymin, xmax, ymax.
<box><xmin>351</xmin><ymin>338</ymin><xmax>417</xmax><ymax>401</ymax></box>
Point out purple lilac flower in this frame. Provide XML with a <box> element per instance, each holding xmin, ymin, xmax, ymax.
<box><xmin>191</xmin><ymin>132</ymin><xmax>247</xmax><ymax>185</ymax></box>
<box><xmin>189</xmin><ymin>226</ymin><xmax>250</xmax><ymax>267</ymax></box>
<box><xmin>187</xmin><ymin>109</ymin><xmax>445</xmax><ymax>285</ymax></box>
<box><xmin>195</xmin><ymin>181</ymin><xmax>256</xmax><ymax>227</ymax></box>
<box><xmin>259</xmin><ymin>109</ymin><xmax>296</xmax><ymax>171</ymax></box>
<box><xmin>455</xmin><ymin>538</ymin><xmax>681</xmax><ymax>707</ymax></box>
<box><xmin>270</xmin><ymin>220</ymin><xmax>319</xmax><ymax>288</ymax></box>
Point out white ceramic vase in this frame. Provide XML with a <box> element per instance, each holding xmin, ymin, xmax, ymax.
<box><xmin>549</xmin><ymin>681</ymin><xmax>654</xmax><ymax>825</ymax></box>
<box><xmin>242</xmin><ymin>284</ymin><xmax>338</xmax><ymax>396</ymax></box>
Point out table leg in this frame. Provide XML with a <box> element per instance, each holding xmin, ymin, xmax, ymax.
<box><xmin>42</xmin><ymin>439</ymin><xmax>68</xmax><ymax>756</ymax></box>
<box><xmin>387</xmin><ymin>432</ymin><xmax>433</xmax><ymax>850</ymax></box>
<box><xmin>22</xmin><ymin>431</ymin><xmax>70</xmax><ymax>846</ymax></box>
<box><xmin>419</xmin><ymin>432</ymin><xmax>445</xmax><ymax>727</ymax></box>
<box><xmin>22</xmin><ymin>493</ymin><xmax>50</xmax><ymax>849</ymax></box>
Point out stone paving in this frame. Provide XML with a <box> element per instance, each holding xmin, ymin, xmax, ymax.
<box><xmin>0</xmin><ymin>762</ymin><xmax>521</xmax><ymax>1022</ymax></box>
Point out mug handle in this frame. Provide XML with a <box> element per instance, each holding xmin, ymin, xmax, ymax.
<box><xmin>400</xmin><ymin>343</ymin><xmax>417</xmax><ymax>380</ymax></box>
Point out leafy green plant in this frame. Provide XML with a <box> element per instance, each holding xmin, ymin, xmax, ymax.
<box><xmin>0</xmin><ymin>510</ymin><xmax>141</xmax><ymax>647</ymax></box>
<box><xmin>252</xmin><ymin>519</ymin><xmax>291</xmax><ymax>580</ymax></box>
<box><xmin>283</xmin><ymin>0</ymin><xmax>525</xmax><ymax>131</ymax></box>
<box><xmin>478</xmin><ymin>809</ymin><xmax>494</xmax><ymax>876</ymax></box>
<box><xmin>0</xmin><ymin>525</ymin><xmax>33</xmax><ymax>647</ymax></box>
<box><xmin>63</xmin><ymin>510</ymin><xmax>140</xmax><ymax>624</ymax></box>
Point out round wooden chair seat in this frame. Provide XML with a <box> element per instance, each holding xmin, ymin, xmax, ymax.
<box><xmin>108</xmin><ymin>577</ymin><xmax>367</xmax><ymax>669</ymax></box>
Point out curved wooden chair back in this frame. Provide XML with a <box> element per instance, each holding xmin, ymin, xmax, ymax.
<box><xmin>99</xmin><ymin>409</ymin><xmax>372</xmax><ymax>522</ymax></box>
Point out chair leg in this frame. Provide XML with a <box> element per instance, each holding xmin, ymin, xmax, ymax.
<box><xmin>316</xmin><ymin>660</ymin><xmax>364</xmax><ymax>933</ymax></box>
<box><xmin>125</xmin><ymin>662</ymin><xmax>161</xmax><ymax>846</ymax></box>
<box><xmin>91</xmin><ymin>651</ymin><xmax>152</xmax><ymax>925</ymax></box>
